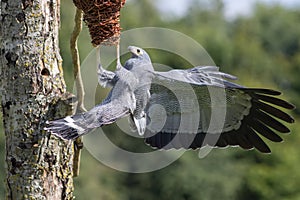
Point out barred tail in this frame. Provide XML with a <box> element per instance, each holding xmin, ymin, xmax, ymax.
<box><xmin>45</xmin><ymin>115</ymin><xmax>92</xmax><ymax>140</ymax></box>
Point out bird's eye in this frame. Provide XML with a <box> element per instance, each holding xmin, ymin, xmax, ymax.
<box><xmin>137</xmin><ymin>49</ymin><xmax>141</xmax><ymax>54</ymax></box>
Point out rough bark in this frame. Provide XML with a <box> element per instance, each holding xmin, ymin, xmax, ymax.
<box><xmin>0</xmin><ymin>0</ymin><xmax>75</xmax><ymax>199</ymax></box>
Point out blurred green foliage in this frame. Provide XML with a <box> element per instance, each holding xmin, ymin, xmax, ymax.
<box><xmin>1</xmin><ymin>0</ymin><xmax>300</xmax><ymax>199</ymax></box>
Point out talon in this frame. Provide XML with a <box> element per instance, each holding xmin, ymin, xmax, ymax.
<box><xmin>97</xmin><ymin>64</ymin><xmax>104</xmax><ymax>74</ymax></box>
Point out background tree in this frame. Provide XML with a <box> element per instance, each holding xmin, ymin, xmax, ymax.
<box><xmin>0</xmin><ymin>0</ymin><xmax>75</xmax><ymax>199</ymax></box>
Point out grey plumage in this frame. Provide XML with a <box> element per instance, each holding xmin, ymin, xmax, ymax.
<box><xmin>124</xmin><ymin>46</ymin><xmax>154</xmax><ymax>135</ymax></box>
<box><xmin>45</xmin><ymin>46</ymin><xmax>295</xmax><ymax>153</ymax></box>
<box><xmin>46</xmin><ymin>46</ymin><xmax>152</xmax><ymax>139</ymax></box>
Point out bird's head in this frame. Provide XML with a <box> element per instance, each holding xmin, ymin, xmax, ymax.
<box><xmin>124</xmin><ymin>46</ymin><xmax>153</xmax><ymax>72</ymax></box>
<box><xmin>128</xmin><ymin>46</ymin><xmax>151</xmax><ymax>63</ymax></box>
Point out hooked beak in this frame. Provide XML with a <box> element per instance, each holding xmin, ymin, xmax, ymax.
<box><xmin>128</xmin><ymin>46</ymin><xmax>140</xmax><ymax>58</ymax></box>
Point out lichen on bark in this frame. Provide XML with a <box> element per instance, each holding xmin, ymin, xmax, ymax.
<box><xmin>0</xmin><ymin>0</ymin><xmax>76</xmax><ymax>199</ymax></box>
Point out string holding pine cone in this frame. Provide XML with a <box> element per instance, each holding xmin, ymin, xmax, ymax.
<box><xmin>73</xmin><ymin>0</ymin><xmax>126</xmax><ymax>46</ymax></box>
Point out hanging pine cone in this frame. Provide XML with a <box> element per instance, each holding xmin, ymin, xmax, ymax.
<box><xmin>73</xmin><ymin>0</ymin><xmax>126</xmax><ymax>46</ymax></box>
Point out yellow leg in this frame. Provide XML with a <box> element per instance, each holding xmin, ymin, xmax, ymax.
<box><xmin>116</xmin><ymin>43</ymin><xmax>122</xmax><ymax>70</ymax></box>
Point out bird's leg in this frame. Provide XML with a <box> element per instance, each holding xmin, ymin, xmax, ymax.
<box><xmin>96</xmin><ymin>47</ymin><xmax>105</xmax><ymax>85</ymax></box>
<box><xmin>96</xmin><ymin>46</ymin><xmax>116</xmax><ymax>88</ymax></box>
<box><xmin>116</xmin><ymin>43</ymin><xmax>122</xmax><ymax>70</ymax></box>
<box><xmin>96</xmin><ymin>46</ymin><xmax>103</xmax><ymax>74</ymax></box>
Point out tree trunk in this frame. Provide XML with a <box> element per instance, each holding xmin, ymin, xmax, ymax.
<box><xmin>0</xmin><ymin>0</ymin><xmax>75</xmax><ymax>199</ymax></box>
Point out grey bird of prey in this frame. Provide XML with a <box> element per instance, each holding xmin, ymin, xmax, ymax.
<box><xmin>45</xmin><ymin>46</ymin><xmax>295</xmax><ymax>153</ymax></box>
<box><xmin>46</xmin><ymin>46</ymin><xmax>153</xmax><ymax>139</ymax></box>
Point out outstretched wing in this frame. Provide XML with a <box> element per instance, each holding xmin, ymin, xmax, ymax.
<box><xmin>151</xmin><ymin>66</ymin><xmax>240</xmax><ymax>88</ymax></box>
<box><xmin>145</xmin><ymin>66</ymin><xmax>295</xmax><ymax>153</ymax></box>
<box><xmin>45</xmin><ymin>99</ymin><xmax>132</xmax><ymax>140</ymax></box>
